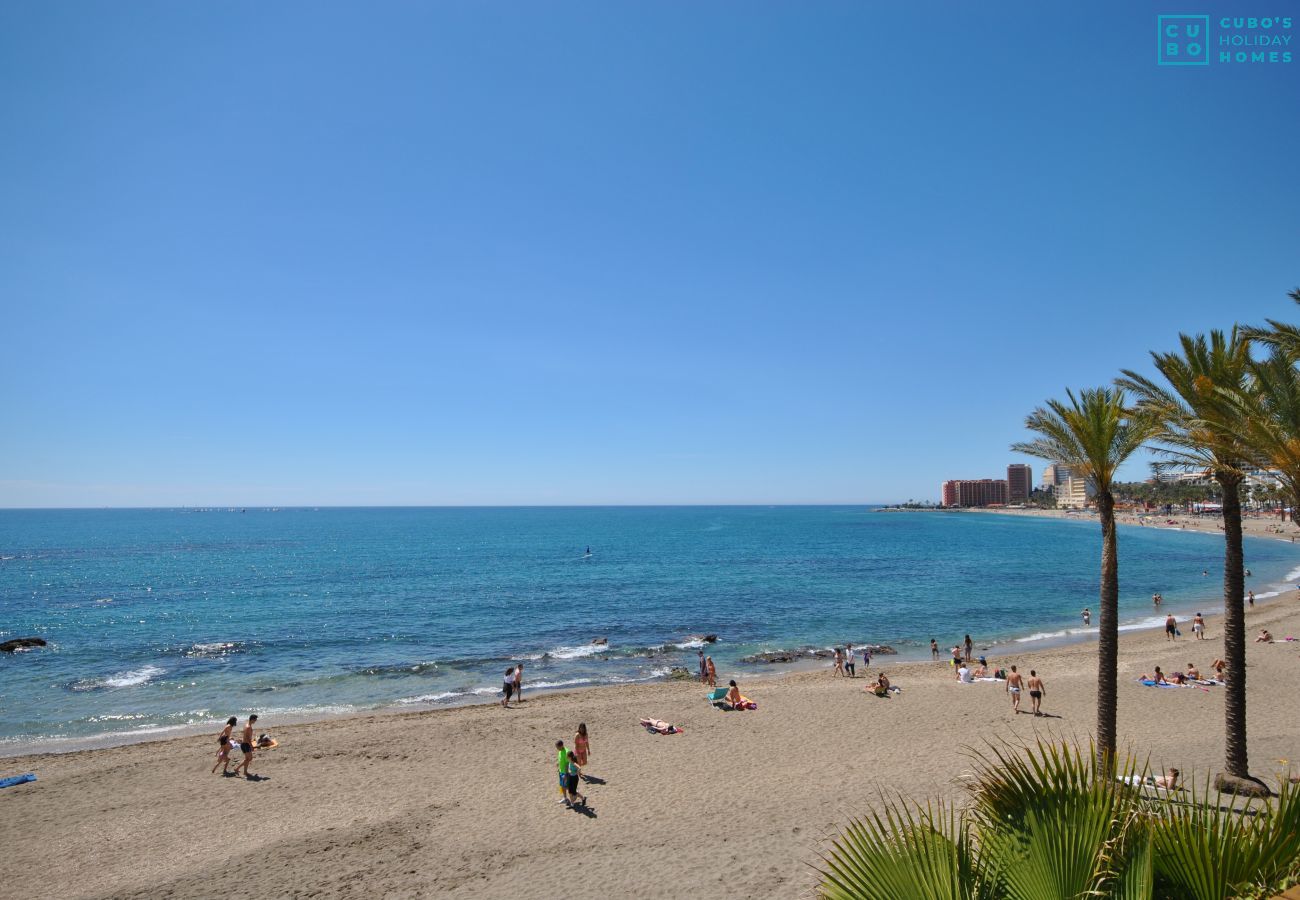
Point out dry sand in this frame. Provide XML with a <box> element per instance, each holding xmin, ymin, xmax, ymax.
<box><xmin>4</xmin><ymin>544</ymin><xmax>1300</xmax><ymax>898</ymax></box>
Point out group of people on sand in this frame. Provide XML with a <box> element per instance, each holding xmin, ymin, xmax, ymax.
<box><xmin>213</xmin><ymin>714</ymin><xmax>273</xmax><ymax>779</ymax></box>
<box><xmin>831</xmin><ymin>643</ymin><xmax>871</xmax><ymax>676</ymax></box>
<box><xmin>553</xmin><ymin>723</ymin><xmax>592</xmax><ymax>808</ymax></box>
<box><xmin>501</xmin><ymin>663</ymin><xmax>525</xmax><ymax>707</ymax></box>
<box><xmin>1139</xmin><ymin>658</ymin><xmax>1226</xmax><ymax>685</ymax></box>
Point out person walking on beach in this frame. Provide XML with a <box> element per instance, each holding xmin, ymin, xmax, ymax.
<box><xmin>950</xmin><ymin>645</ymin><xmax>962</xmax><ymax>668</ymax></box>
<box><xmin>1026</xmin><ymin>671</ymin><xmax>1045</xmax><ymax>716</ymax></box>
<box><xmin>1081</xmin><ymin>607</ymin><xmax>1091</xmax><ymax>626</ymax></box>
<box><xmin>930</xmin><ymin>638</ymin><xmax>939</xmax><ymax>660</ymax></box>
<box><xmin>1006</xmin><ymin>666</ymin><xmax>1023</xmax><ymax>714</ymax></box>
<box><xmin>1165</xmin><ymin>613</ymin><xmax>1178</xmax><ymax>641</ymax></box>
<box><xmin>514</xmin><ymin>663</ymin><xmax>524</xmax><ymax>702</ymax></box>
<box><xmin>963</xmin><ymin>634</ymin><xmax>973</xmax><ymax>663</ymax></box>
<box><xmin>573</xmin><ymin>723</ymin><xmax>590</xmax><ymax>780</ymax></box>
<box><xmin>233</xmin><ymin>714</ymin><xmax>259</xmax><ymax>779</ymax></box>
<box><xmin>213</xmin><ymin>735</ymin><xmax>234</xmax><ymax>775</ymax></box>
<box><xmin>1192</xmin><ymin>612</ymin><xmax>1205</xmax><ymax>640</ymax></box>
<box><xmin>832</xmin><ymin>647</ymin><xmax>844</xmax><ymax>677</ymax></box>
<box><xmin>555</xmin><ymin>740</ymin><xmax>570</xmax><ymax>806</ymax></box>
<box><xmin>844</xmin><ymin>644</ymin><xmax>856</xmax><ymax>677</ymax></box>
<box><xmin>705</xmin><ymin>655</ymin><xmax>716</xmax><ymax>687</ymax></box>
<box><xmin>565</xmin><ymin>748</ymin><xmax>586</xmax><ymax>807</ymax></box>
<box><xmin>698</xmin><ymin>650</ymin><xmax>708</xmax><ymax>684</ymax></box>
<box><xmin>1248</xmin><ymin>590</ymin><xmax>1255</xmax><ymax>608</ymax></box>
<box><xmin>502</xmin><ymin>667</ymin><xmax>516</xmax><ymax>707</ymax></box>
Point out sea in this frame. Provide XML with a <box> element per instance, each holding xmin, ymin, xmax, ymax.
<box><xmin>2</xmin><ymin>506</ymin><xmax>1297</xmax><ymax>755</ymax></box>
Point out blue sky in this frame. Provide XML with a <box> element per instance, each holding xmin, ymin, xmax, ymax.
<box><xmin>2</xmin><ymin>2</ymin><xmax>1298</xmax><ymax>507</ymax></box>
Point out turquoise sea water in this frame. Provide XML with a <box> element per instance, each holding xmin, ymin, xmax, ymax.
<box><xmin>1</xmin><ymin>507</ymin><xmax>1296</xmax><ymax>753</ymax></box>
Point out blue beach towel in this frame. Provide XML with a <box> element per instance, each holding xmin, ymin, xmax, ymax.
<box><xmin>1139</xmin><ymin>680</ymin><xmax>1179</xmax><ymax>688</ymax></box>
<box><xmin>0</xmin><ymin>773</ymin><xmax>37</xmax><ymax>789</ymax></box>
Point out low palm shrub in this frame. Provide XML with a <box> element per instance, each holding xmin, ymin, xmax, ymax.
<box><xmin>816</xmin><ymin>740</ymin><xmax>1299</xmax><ymax>900</ymax></box>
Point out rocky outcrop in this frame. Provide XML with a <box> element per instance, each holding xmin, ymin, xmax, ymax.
<box><xmin>590</xmin><ymin>637</ymin><xmax>608</xmax><ymax>646</ymax></box>
<box><xmin>0</xmin><ymin>637</ymin><xmax>47</xmax><ymax>653</ymax></box>
<box><xmin>666</xmin><ymin>666</ymin><xmax>693</xmax><ymax>680</ymax></box>
<box><xmin>739</xmin><ymin>644</ymin><xmax>897</xmax><ymax>665</ymax></box>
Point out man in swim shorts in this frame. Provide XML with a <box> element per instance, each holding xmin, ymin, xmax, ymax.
<box><xmin>1027</xmin><ymin>671</ymin><xmax>1045</xmax><ymax>716</ymax></box>
<box><xmin>233</xmin><ymin>713</ymin><xmax>258</xmax><ymax>779</ymax></box>
<box><xmin>1192</xmin><ymin>613</ymin><xmax>1205</xmax><ymax>640</ymax></box>
<box><xmin>1165</xmin><ymin>614</ymin><xmax>1177</xmax><ymax>641</ymax></box>
<box><xmin>1006</xmin><ymin>665</ymin><xmax>1023</xmax><ymax>714</ymax></box>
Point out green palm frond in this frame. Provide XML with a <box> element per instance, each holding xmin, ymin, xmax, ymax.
<box><xmin>817</xmin><ymin>799</ymin><xmax>984</xmax><ymax>900</ymax></box>
<box><xmin>1117</xmin><ymin>329</ymin><xmax>1254</xmax><ymax>475</ymax></box>
<box><xmin>1010</xmin><ymin>388</ymin><xmax>1153</xmax><ymax>491</ymax></box>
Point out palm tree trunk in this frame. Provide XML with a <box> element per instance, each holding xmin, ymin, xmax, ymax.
<box><xmin>1219</xmin><ymin>470</ymin><xmax>1250</xmax><ymax>780</ymax></box>
<box><xmin>1096</xmin><ymin>490</ymin><xmax>1119</xmax><ymax>769</ymax></box>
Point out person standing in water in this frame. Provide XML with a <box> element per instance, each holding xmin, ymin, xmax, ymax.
<box><xmin>1081</xmin><ymin>607</ymin><xmax>1091</xmax><ymax>626</ymax></box>
<box><xmin>963</xmin><ymin>634</ymin><xmax>974</xmax><ymax>663</ymax></box>
<box><xmin>930</xmin><ymin>638</ymin><xmax>939</xmax><ymax>660</ymax></box>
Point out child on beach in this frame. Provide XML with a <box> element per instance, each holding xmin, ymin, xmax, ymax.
<box><xmin>573</xmin><ymin>723</ymin><xmax>590</xmax><ymax>778</ymax></box>
<box><xmin>566</xmin><ymin>750</ymin><xmax>586</xmax><ymax>806</ymax></box>
<box><xmin>930</xmin><ymin>638</ymin><xmax>939</xmax><ymax>660</ymax></box>
<box><xmin>555</xmin><ymin>740</ymin><xmax>570</xmax><ymax>805</ymax></box>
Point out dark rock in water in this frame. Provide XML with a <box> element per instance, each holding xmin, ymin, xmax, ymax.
<box><xmin>0</xmin><ymin>637</ymin><xmax>47</xmax><ymax>653</ymax></box>
<box><xmin>667</xmin><ymin>666</ymin><xmax>692</xmax><ymax>680</ymax></box>
<box><xmin>738</xmin><ymin>643</ymin><xmax>896</xmax><ymax>665</ymax></box>
<box><xmin>591</xmin><ymin>637</ymin><xmax>608</xmax><ymax>646</ymax></box>
<box><xmin>863</xmin><ymin>644</ymin><xmax>897</xmax><ymax>655</ymax></box>
<box><xmin>702</xmin><ymin>634</ymin><xmax>718</xmax><ymax>643</ymax></box>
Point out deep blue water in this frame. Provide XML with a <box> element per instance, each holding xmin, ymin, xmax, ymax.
<box><xmin>1</xmin><ymin>507</ymin><xmax>1296</xmax><ymax>752</ymax></box>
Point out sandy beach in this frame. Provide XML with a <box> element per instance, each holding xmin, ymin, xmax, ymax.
<box><xmin>4</xmin><ymin>559</ymin><xmax>1300</xmax><ymax>899</ymax></box>
<box><xmin>964</xmin><ymin>504</ymin><xmax>1299</xmax><ymax>542</ymax></box>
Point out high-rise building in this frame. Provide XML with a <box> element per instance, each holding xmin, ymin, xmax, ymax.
<box><xmin>1007</xmin><ymin>464</ymin><xmax>1032</xmax><ymax>504</ymax></box>
<box><xmin>940</xmin><ymin>479</ymin><xmax>1009</xmax><ymax>507</ymax></box>
<box><xmin>1042</xmin><ymin>463</ymin><xmax>1074</xmax><ymax>487</ymax></box>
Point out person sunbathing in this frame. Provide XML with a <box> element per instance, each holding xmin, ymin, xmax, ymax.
<box><xmin>725</xmin><ymin>680</ymin><xmax>756</xmax><ymax>710</ymax></box>
<box><xmin>1185</xmin><ymin>663</ymin><xmax>1200</xmax><ymax>680</ymax></box>
<box><xmin>1168</xmin><ymin>670</ymin><xmax>1188</xmax><ymax>685</ymax></box>
<box><xmin>1139</xmin><ymin>666</ymin><xmax>1167</xmax><ymax>684</ymax></box>
<box><xmin>640</xmin><ymin>718</ymin><xmax>682</xmax><ymax>734</ymax></box>
<box><xmin>867</xmin><ymin>672</ymin><xmax>892</xmax><ymax>696</ymax></box>
<box><xmin>1256</xmin><ymin>629</ymin><xmax>1273</xmax><ymax>643</ymax></box>
<box><xmin>972</xmin><ymin>664</ymin><xmax>989</xmax><ymax>678</ymax></box>
<box><xmin>1154</xmin><ymin>768</ymin><xmax>1180</xmax><ymax>789</ymax></box>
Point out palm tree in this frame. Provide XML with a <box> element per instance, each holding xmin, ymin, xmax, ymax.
<box><xmin>1118</xmin><ymin>329</ymin><xmax>1266</xmax><ymax>795</ymax></box>
<box><xmin>1229</xmin><ymin>349</ymin><xmax>1300</xmax><ymax>526</ymax></box>
<box><xmin>1011</xmin><ymin>387</ymin><xmax>1153</xmax><ymax>766</ymax></box>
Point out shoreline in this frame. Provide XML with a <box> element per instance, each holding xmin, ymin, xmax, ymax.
<box><xmin>6</xmin><ymin>573</ymin><xmax>1300</xmax><ymax>898</ymax></box>
<box><xmin>5</xmin><ymin>511</ymin><xmax>1297</xmax><ymax>759</ymax></box>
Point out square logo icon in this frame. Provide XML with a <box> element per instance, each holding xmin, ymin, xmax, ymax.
<box><xmin>1158</xmin><ymin>15</ymin><xmax>1210</xmax><ymax>65</ymax></box>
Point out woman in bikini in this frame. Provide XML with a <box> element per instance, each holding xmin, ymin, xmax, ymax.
<box><xmin>572</xmin><ymin>723</ymin><xmax>590</xmax><ymax>780</ymax></box>
<box><xmin>213</xmin><ymin>717</ymin><xmax>237</xmax><ymax>775</ymax></box>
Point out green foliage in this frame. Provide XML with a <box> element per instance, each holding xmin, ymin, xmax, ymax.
<box><xmin>815</xmin><ymin>741</ymin><xmax>1300</xmax><ymax>900</ymax></box>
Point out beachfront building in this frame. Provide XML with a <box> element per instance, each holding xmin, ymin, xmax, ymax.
<box><xmin>940</xmin><ymin>478</ymin><xmax>1009</xmax><ymax>507</ymax></box>
<box><xmin>1056</xmin><ymin>475</ymin><xmax>1094</xmax><ymax>509</ymax></box>
<box><xmin>1042</xmin><ymin>463</ymin><xmax>1075</xmax><ymax>488</ymax></box>
<box><xmin>1007</xmin><ymin>464</ymin><xmax>1032</xmax><ymax>504</ymax></box>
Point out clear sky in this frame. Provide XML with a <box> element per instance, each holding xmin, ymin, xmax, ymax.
<box><xmin>2</xmin><ymin>2</ymin><xmax>1298</xmax><ymax>507</ymax></box>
